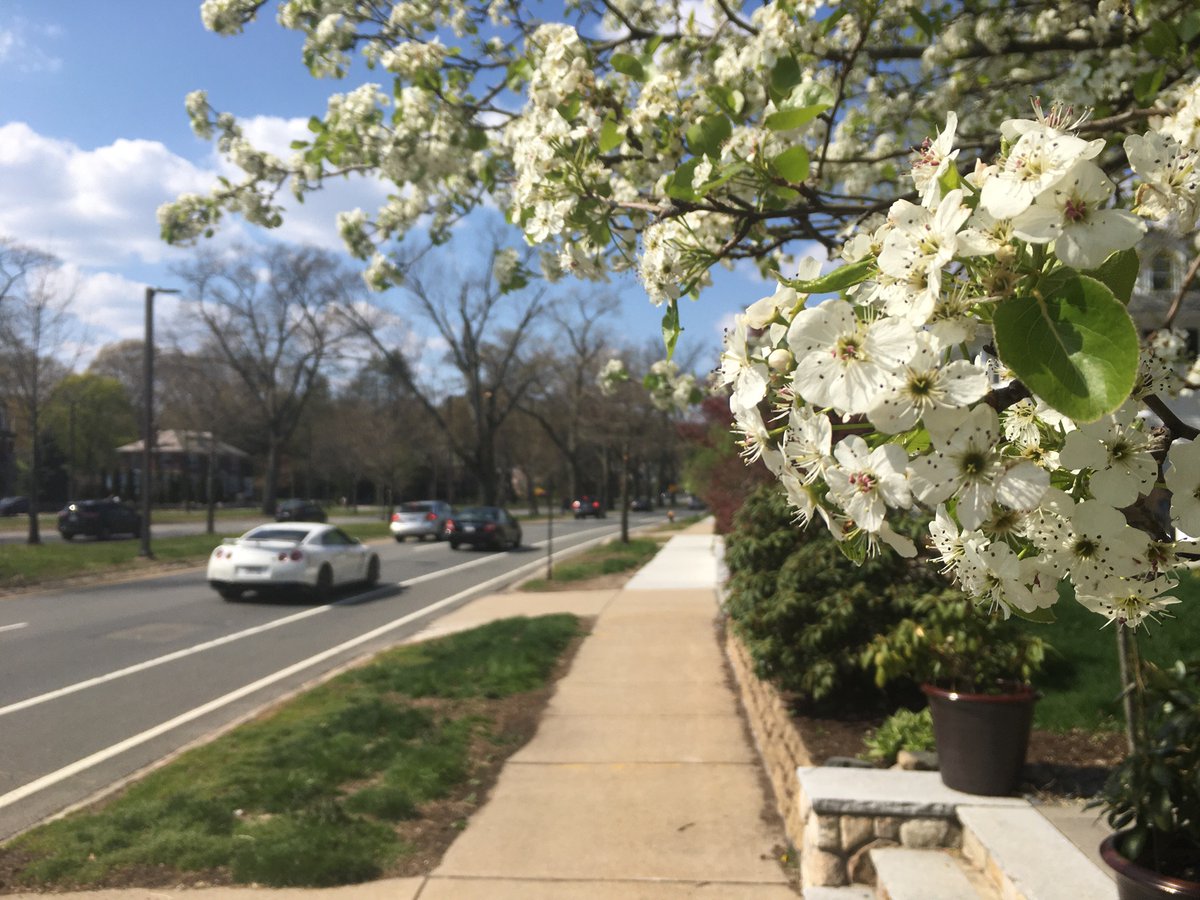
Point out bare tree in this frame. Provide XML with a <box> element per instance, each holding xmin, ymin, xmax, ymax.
<box><xmin>344</xmin><ymin>239</ymin><xmax>547</xmax><ymax>506</ymax></box>
<box><xmin>174</xmin><ymin>243</ymin><xmax>358</xmax><ymax>514</ymax></box>
<box><xmin>0</xmin><ymin>247</ymin><xmax>80</xmax><ymax>543</ymax></box>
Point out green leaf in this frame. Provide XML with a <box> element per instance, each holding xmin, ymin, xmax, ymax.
<box><xmin>1086</xmin><ymin>249</ymin><xmax>1140</xmax><ymax>305</ymax></box>
<box><xmin>1143</xmin><ymin>20</ymin><xmax>1178</xmax><ymax>56</ymax></box>
<box><xmin>780</xmin><ymin>257</ymin><xmax>875</xmax><ymax>294</ymax></box>
<box><xmin>770</xmin><ymin>57</ymin><xmax>802</xmax><ymax>100</ymax></box>
<box><xmin>661</xmin><ymin>300</ymin><xmax>682</xmax><ymax>359</ymax></box>
<box><xmin>685</xmin><ymin>114</ymin><xmax>731</xmax><ymax>158</ymax></box>
<box><xmin>463</xmin><ymin>127</ymin><xmax>488</xmax><ymax>151</ymax></box>
<box><xmin>771</xmin><ymin>146</ymin><xmax>810</xmax><ymax>183</ymax></box>
<box><xmin>765</xmin><ymin>106</ymin><xmax>827</xmax><ymax>131</ymax></box>
<box><xmin>694</xmin><ymin>161</ymin><xmax>747</xmax><ymax>197</ymax></box>
<box><xmin>993</xmin><ymin>274</ymin><xmax>1139</xmax><ymax>423</ymax></box>
<box><xmin>705</xmin><ymin>85</ymin><xmax>745</xmax><ymax>120</ymax></box>
<box><xmin>1135</xmin><ymin>66</ymin><xmax>1166</xmax><ymax>105</ymax></box>
<box><xmin>1011</xmin><ymin>605</ymin><xmax>1057</xmax><ymax>624</ymax></box>
<box><xmin>911</xmin><ymin>8</ymin><xmax>935</xmax><ymax>39</ymax></box>
<box><xmin>611</xmin><ymin>52</ymin><xmax>646</xmax><ymax>82</ymax></box>
<box><xmin>598</xmin><ymin>118</ymin><xmax>623</xmax><ymax>153</ymax></box>
<box><xmin>664</xmin><ymin>159</ymin><xmax>700</xmax><ymax>200</ymax></box>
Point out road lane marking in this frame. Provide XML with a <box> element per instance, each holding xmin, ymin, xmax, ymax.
<box><xmin>0</xmin><ymin>521</ymin><xmax>628</xmax><ymax>720</ymax></box>
<box><xmin>0</xmin><ymin>607</ymin><xmax>330</xmax><ymax>719</ymax></box>
<box><xmin>0</xmin><ymin>537</ymin><xmax>620</xmax><ymax>811</ymax></box>
<box><xmin>0</xmin><ymin>622</ymin><xmax>28</xmax><ymax>634</ymax></box>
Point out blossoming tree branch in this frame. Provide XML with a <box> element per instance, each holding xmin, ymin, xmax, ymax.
<box><xmin>165</xmin><ymin>0</ymin><xmax>1200</xmax><ymax>627</ymax></box>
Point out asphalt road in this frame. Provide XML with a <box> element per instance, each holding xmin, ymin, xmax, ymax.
<box><xmin>0</xmin><ymin>512</ymin><xmax>667</xmax><ymax>841</ymax></box>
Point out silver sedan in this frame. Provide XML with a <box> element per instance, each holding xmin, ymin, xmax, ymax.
<box><xmin>206</xmin><ymin>523</ymin><xmax>381</xmax><ymax>601</ymax></box>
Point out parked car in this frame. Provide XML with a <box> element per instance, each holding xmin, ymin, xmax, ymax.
<box><xmin>687</xmin><ymin>494</ymin><xmax>707</xmax><ymax>510</ymax></box>
<box><xmin>57</xmin><ymin>499</ymin><xmax>142</xmax><ymax>540</ymax></box>
<box><xmin>630</xmin><ymin>496</ymin><xmax>654</xmax><ymax>512</ymax></box>
<box><xmin>206</xmin><ymin>522</ymin><xmax>380</xmax><ymax>602</ymax></box>
<box><xmin>275</xmin><ymin>498</ymin><xmax>327</xmax><ymax>523</ymax></box>
<box><xmin>571</xmin><ymin>495</ymin><xmax>606</xmax><ymax>519</ymax></box>
<box><xmin>390</xmin><ymin>500</ymin><xmax>452</xmax><ymax>542</ymax></box>
<box><xmin>0</xmin><ymin>496</ymin><xmax>30</xmax><ymax>516</ymax></box>
<box><xmin>445</xmin><ymin>506</ymin><xmax>522</xmax><ymax>550</ymax></box>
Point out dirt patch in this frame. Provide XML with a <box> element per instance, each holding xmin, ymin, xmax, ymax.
<box><xmin>791</xmin><ymin>711</ymin><xmax>1127</xmax><ymax>799</ymax></box>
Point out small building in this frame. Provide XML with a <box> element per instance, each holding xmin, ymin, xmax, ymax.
<box><xmin>116</xmin><ymin>430</ymin><xmax>251</xmax><ymax>504</ymax></box>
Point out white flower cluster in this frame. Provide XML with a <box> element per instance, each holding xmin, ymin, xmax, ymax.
<box><xmin>721</xmin><ymin>102</ymin><xmax>1200</xmax><ymax>629</ymax></box>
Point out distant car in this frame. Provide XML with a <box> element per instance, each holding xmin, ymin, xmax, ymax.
<box><xmin>275</xmin><ymin>499</ymin><xmax>327</xmax><ymax>523</ymax></box>
<box><xmin>57</xmin><ymin>499</ymin><xmax>142</xmax><ymax>541</ymax></box>
<box><xmin>206</xmin><ymin>522</ymin><xmax>380</xmax><ymax>602</ymax></box>
<box><xmin>390</xmin><ymin>500</ymin><xmax>452</xmax><ymax>542</ymax></box>
<box><xmin>445</xmin><ymin>506</ymin><xmax>522</xmax><ymax>550</ymax></box>
<box><xmin>0</xmin><ymin>496</ymin><xmax>30</xmax><ymax>516</ymax></box>
<box><xmin>571</xmin><ymin>495</ymin><xmax>605</xmax><ymax>519</ymax></box>
<box><xmin>630</xmin><ymin>496</ymin><xmax>653</xmax><ymax>512</ymax></box>
<box><xmin>687</xmin><ymin>494</ymin><xmax>707</xmax><ymax>510</ymax></box>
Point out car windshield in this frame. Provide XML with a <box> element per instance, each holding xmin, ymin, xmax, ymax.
<box><xmin>243</xmin><ymin>527</ymin><xmax>309</xmax><ymax>543</ymax></box>
<box><xmin>456</xmin><ymin>506</ymin><xmax>497</xmax><ymax>520</ymax></box>
<box><xmin>400</xmin><ymin>502</ymin><xmax>433</xmax><ymax>513</ymax></box>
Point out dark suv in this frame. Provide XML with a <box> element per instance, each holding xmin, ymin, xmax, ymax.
<box><xmin>275</xmin><ymin>499</ymin><xmax>327</xmax><ymax>522</ymax></box>
<box><xmin>571</xmin><ymin>495</ymin><xmax>606</xmax><ymax>519</ymax></box>
<box><xmin>57</xmin><ymin>499</ymin><xmax>142</xmax><ymax>540</ymax></box>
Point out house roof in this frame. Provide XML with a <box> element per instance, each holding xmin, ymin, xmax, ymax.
<box><xmin>116</xmin><ymin>429</ymin><xmax>249</xmax><ymax>458</ymax></box>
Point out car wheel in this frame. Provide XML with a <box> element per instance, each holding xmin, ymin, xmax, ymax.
<box><xmin>98</xmin><ymin>525</ymin><xmax>111</xmax><ymax>541</ymax></box>
<box><xmin>313</xmin><ymin>564</ymin><xmax>334</xmax><ymax>601</ymax></box>
<box><xmin>365</xmin><ymin>555</ymin><xmax>380</xmax><ymax>587</ymax></box>
<box><xmin>217</xmin><ymin>586</ymin><xmax>243</xmax><ymax>602</ymax></box>
<box><xmin>131</xmin><ymin>522</ymin><xmax>142</xmax><ymax>538</ymax></box>
<box><xmin>61</xmin><ymin>532</ymin><xmax>73</xmax><ymax>541</ymax></box>
<box><xmin>450</xmin><ymin>541</ymin><xmax>460</xmax><ymax>550</ymax></box>
<box><xmin>509</xmin><ymin>535</ymin><xmax>520</xmax><ymax>550</ymax></box>
<box><xmin>395</xmin><ymin>535</ymin><xmax>406</xmax><ymax>543</ymax></box>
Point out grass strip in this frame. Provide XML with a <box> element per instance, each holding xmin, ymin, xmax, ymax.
<box><xmin>0</xmin><ymin>614</ymin><xmax>582</xmax><ymax>891</ymax></box>
<box><xmin>1021</xmin><ymin>571</ymin><xmax>1200</xmax><ymax>731</ymax></box>
<box><xmin>519</xmin><ymin>536</ymin><xmax>661</xmax><ymax>591</ymax></box>
<box><xmin>0</xmin><ymin>523</ymin><xmax>392</xmax><ymax>592</ymax></box>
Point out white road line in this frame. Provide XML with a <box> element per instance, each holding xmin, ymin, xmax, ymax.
<box><xmin>0</xmin><ymin>541</ymin><xmax>607</xmax><ymax>811</ymax></box>
<box><xmin>0</xmin><ymin>521</ymin><xmax>620</xmax><ymax>720</ymax></box>
<box><xmin>0</xmin><ymin>622</ymin><xmax>28</xmax><ymax>634</ymax></box>
<box><xmin>0</xmin><ymin>607</ymin><xmax>330</xmax><ymax>719</ymax></box>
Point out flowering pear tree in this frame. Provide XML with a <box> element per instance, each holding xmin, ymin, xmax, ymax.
<box><xmin>166</xmin><ymin>2</ymin><xmax>1200</xmax><ymax>630</ymax></box>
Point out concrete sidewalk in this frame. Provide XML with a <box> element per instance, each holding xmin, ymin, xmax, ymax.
<box><xmin>7</xmin><ymin>519</ymin><xmax>798</xmax><ymax>899</ymax></box>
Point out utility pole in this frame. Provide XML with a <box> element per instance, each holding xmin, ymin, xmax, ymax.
<box><xmin>140</xmin><ymin>286</ymin><xmax>179</xmax><ymax>558</ymax></box>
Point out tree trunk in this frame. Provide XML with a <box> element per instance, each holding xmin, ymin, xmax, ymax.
<box><xmin>263</xmin><ymin>438</ymin><xmax>280</xmax><ymax>515</ymax></box>
<box><xmin>27</xmin><ymin>412</ymin><xmax>41</xmax><ymax>545</ymax></box>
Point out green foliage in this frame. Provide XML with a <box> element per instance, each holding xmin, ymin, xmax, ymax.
<box><xmin>1098</xmin><ymin>660</ymin><xmax>1200</xmax><ymax>881</ymax></box>
<box><xmin>862</xmin><ymin>708</ymin><xmax>935</xmax><ymax>766</ymax></box>
<box><xmin>864</xmin><ymin>590</ymin><xmax>1048</xmax><ymax>693</ymax></box>
<box><xmin>519</xmin><ymin>538</ymin><xmax>660</xmax><ymax>590</ymax></box>
<box><xmin>724</xmin><ymin>486</ymin><xmax>946</xmax><ymax>705</ymax></box>
<box><xmin>4</xmin><ymin>615</ymin><xmax>579</xmax><ymax>890</ymax></box>
<box><xmin>992</xmin><ymin>273</ymin><xmax>1139</xmax><ymax>423</ymax></box>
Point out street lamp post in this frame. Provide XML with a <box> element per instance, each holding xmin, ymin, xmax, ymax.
<box><xmin>140</xmin><ymin>286</ymin><xmax>179</xmax><ymax>558</ymax></box>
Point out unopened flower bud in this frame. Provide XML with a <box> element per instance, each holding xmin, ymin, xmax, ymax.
<box><xmin>768</xmin><ymin>348</ymin><xmax>794</xmax><ymax>372</ymax></box>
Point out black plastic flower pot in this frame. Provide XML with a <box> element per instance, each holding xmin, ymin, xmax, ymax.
<box><xmin>1100</xmin><ymin>834</ymin><xmax>1200</xmax><ymax>900</ymax></box>
<box><xmin>921</xmin><ymin>683</ymin><xmax>1036</xmax><ymax>796</ymax></box>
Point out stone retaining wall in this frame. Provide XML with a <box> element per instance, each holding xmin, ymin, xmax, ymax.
<box><xmin>724</xmin><ymin>626</ymin><xmax>961</xmax><ymax>889</ymax></box>
<box><xmin>723</xmin><ymin>626</ymin><xmax>811</xmax><ymax>845</ymax></box>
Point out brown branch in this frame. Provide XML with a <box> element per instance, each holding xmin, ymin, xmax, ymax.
<box><xmin>1144</xmin><ymin>393</ymin><xmax>1200</xmax><ymax>441</ymax></box>
<box><xmin>1162</xmin><ymin>252</ymin><xmax>1200</xmax><ymax>329</ymax></box>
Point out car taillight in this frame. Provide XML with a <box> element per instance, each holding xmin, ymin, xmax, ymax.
<box><xmin>483</xmin><ymin>523</ymin><xmax>496</xmax><ymax>532</ymax></box>
<box><xmin>214</xmin><ymin>548</ymin><xmax>225</xmax><ymax>558</ymax></box>
<box><xmin>446</xmin><ymin>519</ymin><xmax>456</xmax><ymax>531</ymax></box>
<box><xmin>592</xmin><ymin>501</ymin><xmax>600</xmax><ymax>509</ymax></box>
<box><xmin>572</xmin><ymin>501</ymin><xmax>580</xmax><ymax>509</ymax></box>
<box><xmin>425</xmin><ymin>511</ymin><xmax>437</xmax><ymax>521</ymax></box>
<box><xmin>278</xmin><ymin>550</ymin><xmax>303</xmax><ymax>561</ymax></box>
<box><xmin>391</xmin><ymin>513</ymin><xmax>400</xmax><ymax>522</ymax></box>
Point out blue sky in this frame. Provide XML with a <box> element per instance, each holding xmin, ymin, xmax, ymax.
<box><xmin>0</xmin><ymin>1</ymin><xmax>780</xmax><ymax>369</ymax></box>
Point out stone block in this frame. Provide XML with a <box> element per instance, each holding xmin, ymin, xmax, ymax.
<box><xmin>801</xmin><ymin>846</ymin><xmax>847</xmax><ymax>888</ymax></box>
<box><xmin>874</xmin><ymin>815</ymin><xmax>902</xmax><ymax>841</ymax></box>
<box><xmin>839</xmin><ymin>815</ymin><xmax>875</xmax><ymax>853</ymax></box>
<box><xmin>899</xmin><ymin>817</ymin><xmax>954</xmax><ymax>849</ymax></box>
<box><xmin>806</xmin><ymin>809</ymin><xmax>842</xmax><ymax>852</ymax></box>
<box><xmin>847</xmin><ymin>837</ymin><xmax>898</xmax><ymax>884</ymax></box>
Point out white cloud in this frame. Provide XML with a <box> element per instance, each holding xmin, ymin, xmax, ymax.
<box><xmin>0</xmin><ymin>18</ymin><xmax>63</xmax><ymax>73</ymax></box>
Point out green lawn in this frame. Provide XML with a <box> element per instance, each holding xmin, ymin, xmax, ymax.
<box><xmin>0</xmin><ymin>522</ymin><xmax>392</xmax><ymax>593</ymax></box>
<box><xmin>1021</xmin><ymin>572</ymin><xmax>1200</xmax><ymax>731</ymax></box>
<box><xmin>518</xmin><ymin>537</ymin><xmax>662</xmax><ymax>590</ymax></box>
<box><xmin>0</xmin><ymin>615</ymin><xmax>582</xmax><ymax>891</ymax></box>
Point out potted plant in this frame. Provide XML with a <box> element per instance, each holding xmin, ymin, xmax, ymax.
<box><xmin>1097</xmin><ymin>659</ymin><xmax>1200</xmax><ymax>899</ymax></box>
<box><xmin>864</xmin><ymin>589</ymin><xmax>1048</xmax><ymax>796</ymax></box>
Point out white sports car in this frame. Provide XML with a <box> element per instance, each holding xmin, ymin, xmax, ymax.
<box><xmin>206</xmin><ymin>522</ymin><xmax>381</xmax><ymax>601</ymax></box>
